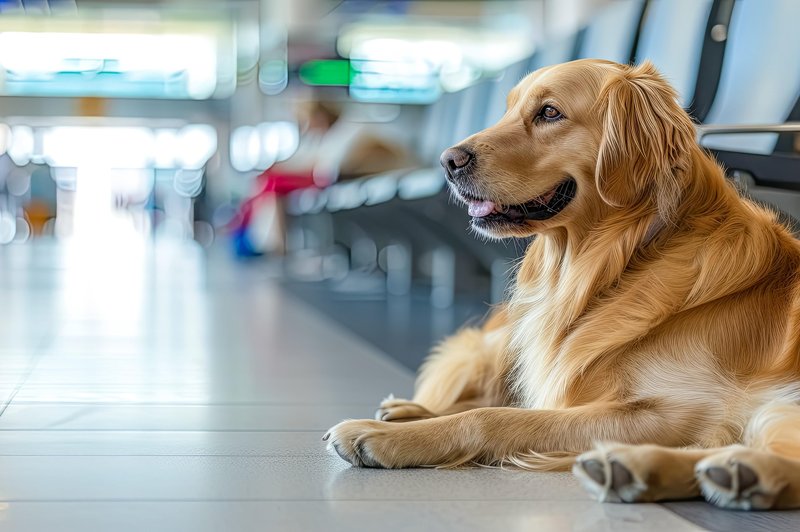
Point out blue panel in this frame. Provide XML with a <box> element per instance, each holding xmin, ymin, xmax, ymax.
<box><xmin>482</xmin><ymin>60</ymin><xmax>530</xmax><ymax>129</ymax></box>
<box><xmin>703</xmin><ymin>0</ymin><xmax>800</xmax><ymax>154</ymax></box>
<box><xmin>577</xmin><ymin>0</ymin><xmax>645</xmax><ymax>63</ymax></box>
<box><xmin>635</xmin><ymin>0</ymin><xmax>713</xmax><ymax>107</ymax></box>
<box><xmin>0</xmin><ymin>0</ymin><xmax>22</xmax><ymax>11</ymax></box>
<box><xmin>348</xmin><ymin>58</ymin><xmax>441</xmax><ymax>104</ymax></box>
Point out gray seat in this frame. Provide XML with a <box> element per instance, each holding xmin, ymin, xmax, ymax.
<box><xmin>701</xmin><ymin>0</ymin><xmax>800</xmax><ymax>154</ymax></box>
<box><xmin>451</xmin><ymin>80</ymin><xmax>494</xmax><ymax>143</ymax></box>
<box><xmin>575</xmin><ymin>0</ymin><xmax>645</xmax><ymax>63</ymax></box>
<box><xmin>482</xmin><ymin>36</ymin><xmax>578</xmax><ymax>130</ymax></box>
<box><xmin>482</xmin><ymin>59</ymin><xmax>532</xmax><ymax>130</ymax></box>
<box><xmin>530</xmin><ymin>34</ymin><xmax>579</xmax><ymax>71</ymax></box>
<box><xmin>634</xmin><ymin>0</ymin><xmax>714</xmax><ymax>107</ymax></box>
<box><xmin>417</xmin><ymin>90</ymin><xmax>463</xmax><ymax>164</ymax></box>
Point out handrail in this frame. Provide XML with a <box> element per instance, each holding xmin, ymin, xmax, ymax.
<box><xmin>696</xmin><ymin>122</ymin><xmax>800</xmax><ymax>141</ymax></box>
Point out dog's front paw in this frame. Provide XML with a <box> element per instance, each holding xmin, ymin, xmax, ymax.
<box><xmin>324</xmin><ymin>413</ymin><xmax>474</xmax><ymax>469</ymax></box>
<box><xmin>324</xmin><ymin>419</ymin><xmax>394</xmax><ymax>468</ymax></box>
<box><xmin>375</xmin><ymin>396</ymin><xmax>435</xmax><ymax>422</ymax></box>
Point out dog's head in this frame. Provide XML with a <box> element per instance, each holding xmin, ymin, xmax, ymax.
<box><xmin>441</xmin><ymin>60</ymin><xmax>697</xmax><ymax>238</ymax></box>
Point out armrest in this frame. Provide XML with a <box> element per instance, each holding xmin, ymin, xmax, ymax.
<box><xmin>696</xmin><ymin>122</ymin><xmax>800</xmax><ymax>141</ymax></box>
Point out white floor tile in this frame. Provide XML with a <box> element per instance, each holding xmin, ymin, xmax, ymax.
<box><xmin>0</xmin><ymin>454</ymin><xmax>590</xmax><ymax>502</ymax></box>
<box><xmin>0</xmin><ymin>404</ymin><xmax>379</xmax><ymax>431</ymax></box>
<box><xmin>7</xmin><ymin>378</ymin><xmax>412</xmax><ymax>404</ymax></box>
<box><xmin>0</xmin><ymin>501</ymin><xmax>703</xmax><ymax>532</ymax></box>
<box><xmin>0</xmin><ymin>431</ymin><xmax>326</xmax><ymax>456</ymax></box>
<box><xmin>0</xmin><ymin>242</ymin><xmax>718</xmax><ymax>531</ymax></box>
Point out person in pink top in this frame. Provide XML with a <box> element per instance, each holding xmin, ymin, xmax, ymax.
<box><xmin>231</xmin><ymin>99</ymin><xmax>414</xmax><ymax>257</ymax></box>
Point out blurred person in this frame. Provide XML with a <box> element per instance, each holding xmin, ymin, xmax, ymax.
<box><xmin>230</xmin><ymin>99</ymin><xmax>416</xmax><ymax>257</ymax></box>
<box><xmin>19</xmin><ymin>165</ymin><xmax>56</xmax><ymax>237</ymax></box>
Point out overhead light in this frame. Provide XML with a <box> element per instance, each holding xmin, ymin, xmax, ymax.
<box><xmin>41</xmin><ymin>126</ymin><xmax>154</xmax><ymax>168</ymax></box>
<box><xmin>230</xmin><ymin>121</ymin><xmax>299</xmax><ymax>173</ymax></box>
<box><xmin>176</xmin><ymin>125</ymin><xmax>217</xmax><ymax>170</ymax></box>
<box><xmin>338</xmin><ymin>19</ymin><xmax>535</xmax><ymax>103</ymax></box>
<box><xmin>8</xmin><ymin>125</ymin><xmax>34</xmax><ymax>166</ymax></box>
<box><xmin>0</xmin><ymin>14</ymin><xmax>236</xmax><ymax>99</ymax></box>
<box><xmin>257</xmin><ymin>123</ymin><xmax>279</xmax><ymax>170</ymax></box>
<box><xmin>5</xmin><ymin>122</ymin><xmax>217</xmax><ymax>170</ymax></box>
<box><xmin>272</xmin><ymin>121</ymin><xmax>299</xmax><ymax>162</ymax></box>
<box><xmin>153</xmin><ymin>129</ymin><xmax>179</xmax><ymax>169</ymax></box>
<box><xmin>230</xmin><ymin>126</ymin><xmax>261</xmax><ymax>173</ymax></box>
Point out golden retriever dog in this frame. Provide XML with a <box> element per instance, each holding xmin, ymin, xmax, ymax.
<box><xmin>324</xmin><ymin>59</ymin><xmax>800</xmax><ymax>511</ymax></box>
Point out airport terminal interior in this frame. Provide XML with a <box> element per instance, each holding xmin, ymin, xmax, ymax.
<box><xmin>0</xmin><ymin>0</ymin><xmax>799</xmax><ymax>530</ymax></box>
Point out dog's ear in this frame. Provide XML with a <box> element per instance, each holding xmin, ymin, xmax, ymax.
<box><xmin>595</xmin><ymin>61</ymin><xmax>696</xmax><ymax>216</ymax></box>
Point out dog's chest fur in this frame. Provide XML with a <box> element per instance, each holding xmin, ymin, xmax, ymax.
<box><xmin>507</xmin><ymin>237</ymin><xmax>588</xmax><ymax>410</ymax></box>
<box><xmin>505</xmin><ymin>226</ymin><xmax>680</xmax><ymax>410</ymax></box>
<box><xmin>509</xmin><ymin>289</ymin><xmax>571</xmax><ymax>410</ymax></box>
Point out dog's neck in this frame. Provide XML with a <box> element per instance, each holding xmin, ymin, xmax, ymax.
<box><xmin>507</xmin><ymin>147</ymin><xmax>782</xmax><ymax>409</ymax></box>
<box><xmin>509</xmin><ymin>145</ymin><xmax>738</xmax><ymax>408</ymax></box>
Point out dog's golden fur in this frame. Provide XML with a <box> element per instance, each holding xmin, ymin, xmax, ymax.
<box><xmin>325</xmin><ymin>60</ymin><xmax>800</xmax><ymax>510</ymax></box>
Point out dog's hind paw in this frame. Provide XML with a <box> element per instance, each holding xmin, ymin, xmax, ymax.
<box><xmin>573</xmin><ymin>446</ymin><xmax>649</xmax><ymax>503</ymax></box>
<box><xmin>573</xmin><ymin>443</ymin><xmax>703</xmax><ymax>504</ymax></box>
<box><xmin>696</xmin><ymin>448</ymin><xmax>797</xmax><ymax>510</ymax></box>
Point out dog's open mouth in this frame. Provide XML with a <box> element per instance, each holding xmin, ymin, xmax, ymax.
<box><xmin>464</xmin><ymin>178</ymin><xmax>577</xmax><ymax>225</ymax></box>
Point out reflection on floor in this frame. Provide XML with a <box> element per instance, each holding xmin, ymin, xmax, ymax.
<box><xmin>284</xmin><ymin>278</ymin><xmax>491</xmax><ymax>371</ymax></box>
<box><xmin>0</xmin><ymin>241</ymin><xmax>798</xmax><ymax>531</ymax></box>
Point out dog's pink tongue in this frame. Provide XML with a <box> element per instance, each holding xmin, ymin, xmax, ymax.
<box><xmin>468</xmin><ymin>200</ymin><xmax>496</xmax><ymax>218</ymax></box>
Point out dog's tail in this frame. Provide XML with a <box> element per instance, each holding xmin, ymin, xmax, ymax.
<box><xmin>431</xmin><ymin>450</ymin><xmax>579</xmax><ymax>471</ymax></box>
<box><xmin>500</xmin><ymin>450</ymin><xmax>579</xmax><ymax>471</ymax></box>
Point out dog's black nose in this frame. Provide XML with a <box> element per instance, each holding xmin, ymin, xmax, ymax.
<box><xmin>440</xmin><ymin>147</ymin><xmax>473</xmax><ymax>177</ymax></box>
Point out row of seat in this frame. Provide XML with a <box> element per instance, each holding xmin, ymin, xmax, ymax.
<box><xmin>285</xmin><ymin>0</ymin><xmax>800</xmax><ymax>306</ymax></box>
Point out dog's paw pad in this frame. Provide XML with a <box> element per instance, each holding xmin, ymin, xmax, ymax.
<box><xmin>573</xmin><ymin>447</ymin><xmax>648</xmax><ymax>503</ymax></box>
<box><xmin>704</xmin><ymin>462</ymin><xmax>757</xmax><ymax>492</ymax></box>
<box><xmin>581</xmin><ymin>459</ymin><xmax>606</xmax><ymax>485</ymax></box>
<box><xmin>704</xmin><ymin>466</ymin><xmax>733</xmax><ymax>489</ymax></box>
<box><xmin>610</xmin><ymin>460</ymin><xmax>635</xmax><ymax>492</ymax></box>
<box><xmin>696</xmin><ymin>451</ymin><xmax>782</xmax><ymax>510</ymax></box>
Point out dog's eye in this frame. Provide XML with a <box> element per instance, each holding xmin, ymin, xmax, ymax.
<box><xmin>539</xmin><ymin>105</ymin><xmax>563</xmax><ymax>122</ymax></box>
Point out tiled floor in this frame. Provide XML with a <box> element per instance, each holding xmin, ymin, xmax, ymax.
<box><xmin>0</xmin><ymin>240</ymin><xmax>792</xmax><ymax>531</ymax></box>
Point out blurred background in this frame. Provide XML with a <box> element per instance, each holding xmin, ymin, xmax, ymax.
<box><xmin>2</xmin><ymin>4</ymin><xmax>799</xmax><ymax>528</ymax></box>
<box><xmin>0</xmin><ymin>0</ymin><xmax>798</xmax><ymax>369</ymax></box>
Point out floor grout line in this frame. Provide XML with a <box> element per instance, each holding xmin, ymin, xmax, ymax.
<box><xmin>0</xmin><ymin>429</ymin><xmax>334</xmax><ymax>432</ymax></box>
<box><xmin>3</xmin><ymin>248</ymin><xmax>783</xmax><ymax>531</ymax></box>
<box><xmin>0</xmin><ymin>498</ymin><xmax>595</xmax><ymax>503</ymax></box>
<box><xmin>0</xmin><ymin>334</ymin><xmax>55</xmax><ymax>418</ymax></box>
<box><xmin>0</xmin><ymin>402</ymin><xmax>381</xmax><ymax>406</ymax></box>
<box><xmin>0</xmin><ymin>454</ymin><xmax>334</xmax><ymax>457</ymax></box>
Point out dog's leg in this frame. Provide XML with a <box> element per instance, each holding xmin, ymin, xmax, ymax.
<box><xmin>573</xmin><ymin>443</ymin><xmax>717</xmax><ymax>503</ymax></box>
<box><xmin>327</xmin><ymin>400</ymin><xmax>692</xmax><ymax>469</ymax></box>
<box><xmin>377</xmin><ymin>309</ymin><xmax>510</xmax><ymax>422</ymax></box>
<box><xmin>574</xmin><ymin>443</ymin><xmax>800</xmax><ymax>508</ymax></box>
<box><xmin>695</xmin><ymin>447</ymin><xmax>800</xmax><ymax>510</ymax></box>
<box><xmin>695</xmin><ymin>402</ymin><xmax>800</xmax><ymax>510</ymax></box>
<box><xmin>574</xmin><ymin>402</ymin><xmax>800</xmax><ymax>510</ymax></box>
<box><xmin>376</xmin><ymin>397</ymin><xmax>494</xmax><ymax>422</ymax></box>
